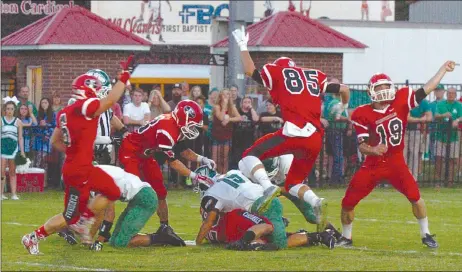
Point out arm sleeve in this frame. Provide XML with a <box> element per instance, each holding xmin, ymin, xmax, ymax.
<box><xmin>351</xmin><ymin>109</ymin><xmax>369</xmax><ymax>143</ymax></box>
<box><xmin>260</xmin><ymin>64</ymin><xmax>278</xmax><ymax>91</ymax></box>
<box><xmin>316</xmin><ymin>70</ymin><xmax>328</xmax><ymax>93</ymax></box>
<box><xmin>414</xmin><ymin>88</ymin><xmax>427</xmax><ymax>104</ymax></box>
<box><xmin>156</xmin><ymin>129</ymin><xmax>176</xmax><ymax>151</ymax></box>
<box><xmin>251</xmin><ymin>69</ymin><xmax>263</xmax><ymax>85</ymax></box>
<box><xmin>81</xmin><ymin>98</ymin><xmax>100</xmax><ymax>119</ymax></box>
<box><xmin>173</xmin><ymin>140</ymin><xmax>189</xmax><ymax>158</ymax></box>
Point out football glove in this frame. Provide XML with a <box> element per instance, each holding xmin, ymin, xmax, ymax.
<box><xmin>198</xmin><ymin>155</ymin><xmax>217</xmax><ymax>170</ymax></box>
<box><xmin>232</xmin><ymin>25</ymin><xmax>249</xmax><ymax>51</ymax></box>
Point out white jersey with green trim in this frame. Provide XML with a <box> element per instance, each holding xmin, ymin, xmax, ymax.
<box><xmin>203</xmin><ymin>170</ymin><xmax>264</xmax><ymax>213</ymax></box>
<box><xmin>95</xmin><ymin>165</ymin><xmax>151</xmax><ymax>202</ymax></box>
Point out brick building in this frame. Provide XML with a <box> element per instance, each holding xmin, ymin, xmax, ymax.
<box><xmin>1</xmin><ymin>6</ymin><xmax>151</xmax><ymax>104</ymax></box>
<box><xmin>211</xmin><ymin>11</ymin><xmax>367</xmax><ymax>93</ymax></box>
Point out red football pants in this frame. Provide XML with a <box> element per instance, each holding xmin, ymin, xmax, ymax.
<box><xmin>119</xmin><ymin>141</ymin><xmax>167</xmax><ymax>200</ymax></box>
<box><xmin>224</xmin><ymin>209</ymin><xmax>272</xmax><ymax>243</ymax></box>
<box><xmin>242</xmin><ymin>128</ymin><xmax>322</xmax><ymax>191</ymax></box>
<box><xmin>342</xmin><ymin>155</ymin><xmax>421</xmax><ymax>210</ymax></box>
<box><xmin>62</xmin><ymin>164</ymin><xmax>121</xmax><ymax>224</ymax></box>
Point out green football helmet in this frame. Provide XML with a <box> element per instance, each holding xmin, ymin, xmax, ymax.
<box><xmin>193</xmin><ymin>165</ymin><xmax>219</xmax><ymax>197</ymax></box>
<box><xmin>86</xmin><ymin>69</ymin><xmax>112</xmax><ymax>98</ymax></box>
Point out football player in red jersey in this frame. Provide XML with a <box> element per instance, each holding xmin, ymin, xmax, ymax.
<box><xmin>337</xmin><ymin>61</ymin><xmax>456</xmax><ymax>248</ymax></box>
<box><xmin>118</xmin><ymin>99</ymin><xmax>216</xmax><ymax>239</ymax></box>
<box><xmin>21</xmin><ymin>56</ymin><xmax>133</xmax><ymax>255</ymax></box>
<box><xmin>232</xmin><ymin>26</ymin><xmax>350</xmax><ymax>230</ymax></box>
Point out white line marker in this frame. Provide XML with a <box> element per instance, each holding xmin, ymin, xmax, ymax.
<box><xmin>343</xmin><ymin>246</ymin><xmax>462</xmax><ymax>257</ymax></box>
<box><xmin>8</xmin><ymin>261</ymin><xmax>112</xmax><ymax>271</ymax></box>
<box><xmin>3</xmin><ymin>222</ymin><xmax>39</xmax><ymax>227</ymax></box>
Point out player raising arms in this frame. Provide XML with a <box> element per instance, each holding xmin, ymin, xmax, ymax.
<box><xmin>232</xmin><ymin>26</ymin><xmax>350</xmax><ymax>229</ymax></box>
<box><xmin>21</xmin><ymin>56</ymin><xmax>133</xmax><ymax>255</ymax></box>
<box><xmin>337</xmin><ymin>61</ymin><xmax>456</xmax><ymax>248</ymax></box>
<box><xmin>118</xmin><ymin>99</ymin><xmax>216</xmax><ymax>243</ymax></box>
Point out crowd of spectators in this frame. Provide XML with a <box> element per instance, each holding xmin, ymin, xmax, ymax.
<box><xmin>2</xmin><ymin>78</ymin><xmax>462</xmax><ymax>195</ymax></box>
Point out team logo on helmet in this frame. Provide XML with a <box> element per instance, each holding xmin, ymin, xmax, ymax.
<box><xmin>184</xmin><ymin>105</ymin><xmax>196</xmax><ymax>118</ymax></box>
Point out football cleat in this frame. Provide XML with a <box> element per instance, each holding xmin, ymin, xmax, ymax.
<box><xmin>282</xmin><ymin>217</ymin><xmax>290</xmax><ymax>228</ymax></box>
<box><xmin>89</xmin><ymin>241</ymin><xmax>103</xmax><ymax>251</ymax></box>
<box><xmin>22</xmin><ymin>232</ymin><xmax>40</xmax><ymax>255</ymax></box>
<box><xmin>252</xmin><ymin>186</ymin><xmax>281</xmax><ymax>214</ymax></box>
<box><xmin>226</xmin><ymin>239</ymin><xmax>248</xmax><ymax>251</ymax></box>
<box><xmin>318</xmin><ymin>230</ymin><xmax>335</xmax><ymax>250</ymax></box>
<box><xmin>248</xmin><ymin>242</ymin><xmax>279</xmax><ymax>251</ymax></box>
<box><xmin>422</xmin><ymin>233</ymin><xmax>438</xmax><ymax>248</ymax></box>
<box><xmin>325</xmin><ymin>223</ymin><xmax>343</xmax><ymax>241</ymax></box>
<box><xmin>155</xmin><ymin>225</ymin><xmax>186</xmax><ymax>246</ymax></box>
<box><xmin>314</xmin><ymin>198</ymin><xmax>328</xmax><ymax>232</ymax></box>
<box><xmin>336</xmin><ymin>236</ymin><xmax>353</xmax><ymax>247</ymax></box>
<box><xmin>58</xmin><ymin>229</ymin><xmax>78</xmax><ymax>245</ymax></box>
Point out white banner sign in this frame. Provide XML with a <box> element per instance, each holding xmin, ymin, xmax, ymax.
<box><xmin>91</xmin><ymin>1</ymin><xmax>394</xmax><ymax>45</ymax></box>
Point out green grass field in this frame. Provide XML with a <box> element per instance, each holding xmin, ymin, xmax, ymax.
<box><xmin>2</xmin><ymin>188</ymin><xmax>462</xmax><ymax>271</ymax></box>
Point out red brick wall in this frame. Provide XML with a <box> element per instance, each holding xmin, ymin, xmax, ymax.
<box><xmin>16</xmin><ymin>51</ymin><xmax>132</xmax><ymax>104</ymax></box>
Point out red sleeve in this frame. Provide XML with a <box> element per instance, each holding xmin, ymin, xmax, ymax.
<box><xmin>395</xmin><ymin>86</ymin><xmax>418</xmax><ymax>111</ymax></box>
<box><xmin>81</xmin><ymin>98</ymin><xmax>100</xmax><ymax>119</ymax></box>
<box><xmin>351</xmin><ymin>107</ymin><xmax>370</xmax><ymax>142</ymax></box>
<box><xmin>260</xmin><ymin>64</ymin><xmax>279</xmax><ymax>91</ymax></box>
<box><xmin>315</xmin><ymin>70</ymin><xmax>328</xmax><ymax>93</ymax></box>
<box><xmin>156</xmin><ymin>129</ymin><xmax>176</xmax><ymax>159</ymax></box>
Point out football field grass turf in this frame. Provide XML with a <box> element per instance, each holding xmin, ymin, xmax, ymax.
<box><xmin>1</xmin><ymin>188</ymin><xmax>461</xmax><ymax>271</ymax></box>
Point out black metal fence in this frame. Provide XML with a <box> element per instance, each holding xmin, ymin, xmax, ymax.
<box><xmin>16</xmin><ymin>120</ymin><xmax>462</xmax><ymax>190</ymax></box>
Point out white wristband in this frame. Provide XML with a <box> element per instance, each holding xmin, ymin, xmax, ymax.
<box><xmin>239</xmin><ymin>44</ymin><xmax>248</xmax><ymax>51</ymax></box>
<box><xmin>197</xmin><ymin>155</ymin><xmax>203</xmax><ymax>163</ymax></box>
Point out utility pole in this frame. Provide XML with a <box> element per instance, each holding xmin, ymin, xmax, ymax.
<box><xmin>227</xmin><ymin>0</ymin><xmax>253</xmax><ymax>97</ymax></box>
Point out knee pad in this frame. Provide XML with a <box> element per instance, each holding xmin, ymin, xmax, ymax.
<box><xmin>239</xmin><ymin>156</ymin><xmax>263</xmax><ymax>179</ymax></box>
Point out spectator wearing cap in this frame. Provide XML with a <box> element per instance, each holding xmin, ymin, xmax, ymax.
<box><xmin>123</xmin><ymin>88</ymin><xmax>151</xmax><ymax>131</ymax></box>
<box><xmin>148</xmin><ymin>87</ymin><xmax>171</xmax><ymax>119</ymax></box>
<box><xmin>428</xmin><ymin>84</ymin><xmax>446</xmax><ymax>162</ymax></box>
<box><xmin>230</xmin><ymin>84</ymin><xmax>242</xmax><ymax>107</ymax></box>
<box><xmin>167</xmin><ymin>83</ymin><xmax>184</xmax><ymax>110</ymax></box>
<box><xmin>434</xmin><ymin>87</ymin><xmax>462</xmax><ymax>187</ymax></box>
<box><xmin>404</xmin><ymin>91</ymin><xmax>432</xmax><ymax>181</ymax></box>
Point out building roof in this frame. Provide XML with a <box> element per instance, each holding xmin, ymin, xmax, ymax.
<box><xmin>212</xmin><ymin>11</ymin><xmax>367</xmax><ymax>53</ymax></box>
<box><xmin>1</xmin><ymin>6</ymin><xmax>151</xmax><ymax>51</ymax></box>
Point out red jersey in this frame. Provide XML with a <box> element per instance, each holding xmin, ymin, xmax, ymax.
<box><xmin>351</xmin><ymin>87</ymin><xmax>418</xmax><ymax>164</ymax></box>
<box><xmin>124</xmin><ymin>114</ymin><xmax>181</xmax><ymax>158</ymax></box>
<box><xmin>260</xmin><ymin>64</ymin><xmax>328</xmax><ymax>130</ymax></box>
<box><xmin>56</xmin><ymin>98</ymin><xmax>100</xmax><ymax>170</ymax></box>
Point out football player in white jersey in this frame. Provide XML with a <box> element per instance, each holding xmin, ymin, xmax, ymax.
<box><xmin>89</xmin><ymin>165</ymin><xmax>184</xmax><ymax>250</ymax></box>
<box><xmin>195</xmin><ymin>166</ymin><xmax>335</xmax><ymax>250</ymax></box>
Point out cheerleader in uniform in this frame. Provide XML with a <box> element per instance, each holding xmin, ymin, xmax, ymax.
<box><xmin>1</xmin><ymin>98</ymin><xmax>26</xmax><ymax>200</ymax></box>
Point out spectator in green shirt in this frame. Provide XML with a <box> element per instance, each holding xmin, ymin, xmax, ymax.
<box><xmin>16</xmin><ymin>86</ymin><xmax>38</xmax><ymax>118</ymax></box>
<box><xmin>203</xmin><ymin>88</ymin><xmax>218</xmax><ymax>157</ymax></box>
<box><xmin>404</xmin><ymin>98</ymin><xmax>432</xmax><ymax>181</ymax></box>
<box><xmin>434</xmin><ymin>87</ymin><xmax>462</xmax><ymax>187</ymax></box>
<box><xmin>428</xmin><ymin>85</ymin><xmax>446</xmax><ymax>162</ymax></box>
<box><xmin>325</xmin><ymin>92</ymin><xmax>349</xmax><ymax>186</ymax></box>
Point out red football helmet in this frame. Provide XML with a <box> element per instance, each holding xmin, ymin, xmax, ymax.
<box><xmin>71</xmin><ymin>74</ymin><xmax>102</xmax><ymax>100</ymax></box>
<box><xmin>273</xmin><ymin>57</ymin><xmax>296</xmax><ymax>68</ymax></box>
<box><xmin>172</xmin><ymin>100</ymin><xmax>203</xmax><ymax>140</ymax></box>
<box><xmin>368</xmin><ymin>73</ymin><xmax>396</xmax><ymax>102</ymax></box>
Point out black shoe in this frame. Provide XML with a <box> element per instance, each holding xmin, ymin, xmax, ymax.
<box><xmin>325</xmin><ymin>223</ymin><xmax>342</xmax><ymax>241</ymax></box>
<box><xmin>89</xmin><ymin>241</ymin><xmax>103</xmax><ymax>251</ymax></box>
<box><xmin>336</xmin><ymin>236</ymin><xmax>353</xmax><ymax>247</ymax></box>
<box><xmin>247</xmin><ymin>242</ymin><xmax>279</xmax><ymax>251</ymax></box>
<box><xmin>226</xmin><ymin>239</ymin><xmax>249</xmax><ymax>251</ymax></box>
<box><xmin>318</xmin><ymin>230</ymin><xmax>335</xmax><ymax>249</ymax></box>
<box><xmin>155</xmin><ymin>225</ymin><xmax>186</xmax><ymax>246</ymax></box>
<box><xmin>422</xmin><ymin>233</ymin><xmax>438</xmax><ymax>248</ymax></box>
<box><xmin>58</xmin><ymin>230</ymin><xmax>78</xmax><ymax>245</ymax></box>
